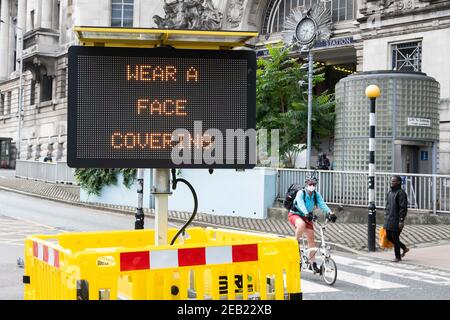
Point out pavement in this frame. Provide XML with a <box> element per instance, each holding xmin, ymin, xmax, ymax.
<box><xmin>365</xmin><ymin>244</ymin><xmax>450</xmax><ymax>272</ymax></box>
<box><xmin>1</xmin><ymin>169</ymin><xmax>450</xmax><ymax>272</ymax></box>
<box><xmin>2</xmin><ymin>204</ymin><xmax>450</xmax><ymax>300</ymax></box>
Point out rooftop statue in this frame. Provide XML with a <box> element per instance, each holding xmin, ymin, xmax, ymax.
<box><xmin>153</xmin><ymin>0</ymin><xmax>223</xmax><ymax>30</ymax></box>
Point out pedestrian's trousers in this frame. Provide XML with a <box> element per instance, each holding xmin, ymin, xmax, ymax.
<box><xmin>386</xmin><ymin>230</ymin><xmax>406</xmax><ymax>259</ymax></box>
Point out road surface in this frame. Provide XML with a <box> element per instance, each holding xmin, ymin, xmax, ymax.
<box><xmin>1</xmin><ymin>189</ymin><xmax>450</xmax><ymax>300</ymax></box>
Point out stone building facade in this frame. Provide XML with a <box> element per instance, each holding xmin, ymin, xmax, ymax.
<box><xmin>0</xmin><ymin>0</ymin><xmax>449</xmax><ymax>173</ymax></box>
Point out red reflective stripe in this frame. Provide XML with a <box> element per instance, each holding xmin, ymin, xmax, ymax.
<box><xmin>178</xmin><ymin>248</ymin><xmax>206</xmax><ymax>267</ymax></box>
<box><xmin>120</xmin><ymin>251</ymin><xmax>150</xmax><ymax>271</ymax></box>
<box><xmin>43</xmin><ymin>246</ymin><xmax>49</xmax><ymax>263</ymax></box>
<box><xmin>232</xmin><ymin>244</ymin><xmax>258</xmax><ymax>262</ymax></box>
<box><xmin>33</xmin><ymin>242</ymin><xmax>38</xmax><ymax>258</ymax></box>
<box><xmin>54</xmin><ymin>249</ymin><xmax>60</xmax><ymax>268</ymax></box>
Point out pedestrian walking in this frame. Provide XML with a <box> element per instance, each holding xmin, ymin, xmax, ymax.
<box><xmin>384</xmin><ymin>175</ymin><xmax>410</xmax><ymax>262</ymax></box>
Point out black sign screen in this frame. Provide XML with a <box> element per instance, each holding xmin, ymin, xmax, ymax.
<box><xmin>68</xmin><ymin>46</ymin><xmax>256</xmax><ymax>168</ymax></box>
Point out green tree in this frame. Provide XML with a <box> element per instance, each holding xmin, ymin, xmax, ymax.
<box><xmin>75</xmin><ymin>168</ymin><xmax>137</xmax><ymax>196</ymax></box>
<box><xmin>256</xmin><ymin>45</ymin><xmax>335</xmax><ymax>167</ymax></box>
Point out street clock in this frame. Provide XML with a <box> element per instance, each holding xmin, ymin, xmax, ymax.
<box><xmin>283</xmin><ymin>5</ymin><xmax>332</xmax><ymax>49</ymax></box>
<box><xmin>295</xmin><ymin>17</ymin><xmax>317</xmax><ymax>46</ymax></box>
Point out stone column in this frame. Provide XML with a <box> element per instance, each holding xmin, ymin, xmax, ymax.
<box><xmin>16</xmin><ymin>0</ymin><xmax>26</xmax><ymax>71</ymax></box>
<box><xmin>354</xmin><ymin>41</ymin><xmax>365</xmax><ymax>72</ymax></box>
<box><xmin>0</xmin><ymin>0</ymin><xmax>11</xmax><ymax>80</ymax></box>
<box><xmin>8</xmin><ymin>10</ymin><xmax>14</xmax><ymax>73</ymax></box>
<box><xmin>41</xmin><ymin>0</ymin><xmax>53</xmax><ymax>29</ymax></box>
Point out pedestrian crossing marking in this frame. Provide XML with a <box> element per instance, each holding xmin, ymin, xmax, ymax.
<box><xmin>333</xmin><ymin>255</ymin><xmax>450</xmax><ymax>286</ymax></box>
<box><xmin>337</xmin><ymin>270</ymin><xmax>407</xmax><ymax>290</ymax></box>
<box><xmin>300</xmin><ymin>269</ymin><xmax>406</xmax><ymax>294</ymax></box>
<box><xmin>300</xmin><ymin>254</ymin><xmax>450</xmax><ymax>295</ymax></box>
<box><xmin>301</xmin><ymin>279</ymin><xmax>340</xmax><ymax>293</ymax></box>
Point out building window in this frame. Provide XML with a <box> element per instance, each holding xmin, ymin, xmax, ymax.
<box><xmin>60</xmin><ymin>68</ymin><xmax>67</xmax><ymax>98</ymax></box>
<box><xmin>392</xmin><ymin>41</ymin><xmax>422</xmax><ymax>72</ymax></box>
<box><xmin>55</xmin><ymin>2</ymin><xmax>60</xmax><ymax>30</ymax></box>
<box><xmin>0</xmin><ymin>93</ymin><xmax>4</xmax><ymax>115</ymax></box>
<box><xmin>263</xmin><ymin>0</ymin><xmax>356</xmax><ymax>34</ymax></box>
<box><xmin>6</xmin><ymin>92</ymin><xmax>11</xmax><ymax>115</ymax></box>
<box><xmin>40</xmin><ymin>75</ymin><xmax>53</xmax><ymax>102</ymax></box>
<box><xmin>41</xmin><ymin>75</ymin><xmax>53</xmax><ymax>102</ymax></box>
<box><xmin>30</xmin><ymin>10</ymin><xmax>35</xmax><ymax>30</ymax></box>
<box><xmin>111</xmin><ymin>0</ymin><xmax>134</xmax><ymax>27</ymax></box>
<box><xmin>30</xmin><ymin>80</ymin><xmax>36</xmax><ymax>105</ymax></box>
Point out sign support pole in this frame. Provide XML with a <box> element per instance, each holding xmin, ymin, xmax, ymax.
<box><xmin>152</xmin><ymin>168</ymin><xmax>171</xmax><ymax>246</ymax></box>
<box><xmin>135</xmin><ymin>168</ymin><xmax>145</xmax><ymax>229</ymax></box>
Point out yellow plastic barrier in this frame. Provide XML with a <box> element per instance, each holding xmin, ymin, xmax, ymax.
<box><xmin>23</xmin><ymin>227</ymin><xmax>301</xmax><ymax>300</ymax></box>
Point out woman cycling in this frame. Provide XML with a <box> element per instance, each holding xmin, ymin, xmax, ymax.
<box><xmin>288</xmin><ymin>175</ymin><xmax>337</xmax><ymax>273</ymax></box>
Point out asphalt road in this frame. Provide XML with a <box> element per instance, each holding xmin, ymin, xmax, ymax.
<box><xmin>0</xmin><ymin>189</ymin><xmax>180</xmax><ymax>300</ymax></box>
<box><xmin>1</xmin><ymin>189</ymin><xmax>450</xmax><ymax>300</ymax></box>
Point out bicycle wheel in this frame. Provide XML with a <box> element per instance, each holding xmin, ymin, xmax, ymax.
<box><xmin>321</xmin><ymin>258</ymin><xmax>337</xmax><ymax>285</ymax></box>
<box><xmin>299</xmin><ymin>250</ymin><xmax>307</xmax><ymax>271</ymax></box>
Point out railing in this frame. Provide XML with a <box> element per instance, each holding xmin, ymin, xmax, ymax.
<box><xmin>13</xmin><ymin>161</ymin><xmax>450</xmax><ymax>214</ymax></box>
<box><xmin>277</xmin><ymin>168</ymin><xmax>450</xmax><ymax>214</ymax></box>
<box><xmin>15</xmin><ymin>160</ymin><xmax>77</xmax><ymax>184</ymax></box>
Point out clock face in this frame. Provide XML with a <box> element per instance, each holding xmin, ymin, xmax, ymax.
<box><xmin>295</xmin><ymin>18</ymin><xmax>316</xmax><ymax>44</ymax></box>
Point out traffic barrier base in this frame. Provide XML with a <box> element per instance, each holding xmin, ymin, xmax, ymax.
<box><xmin>24</xmin><ymin>227</ymin><xmax>301</xmax><ymax>300</ymax></box>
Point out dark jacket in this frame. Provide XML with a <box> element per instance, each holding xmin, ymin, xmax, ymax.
<box><xmin>384</xmin><ymin>185</ymin><xmax>408</xmax><ymax>232</ymax></box>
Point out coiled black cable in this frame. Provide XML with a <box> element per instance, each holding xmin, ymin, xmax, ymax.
<box><xmin>170</xmin><ymin>168</ymin><xmax>198</xmax><ymax>245</ymax></box>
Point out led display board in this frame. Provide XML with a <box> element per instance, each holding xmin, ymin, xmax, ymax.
<box><xmin>68</xmin><ymin>46</ymin><xmax>256</xmax><ymax>168</ymax></box>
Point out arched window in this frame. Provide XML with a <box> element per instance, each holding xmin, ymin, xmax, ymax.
<box><xmin>262</xmin><ymin>0</ymin><xmax>356</xmax><ymax>34</ymax></box>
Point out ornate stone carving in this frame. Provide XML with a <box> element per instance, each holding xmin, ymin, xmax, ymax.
<box><xmin>361</xmin><ymin>0</ymin><xmax>428</xmax><ymax>16</ymax></box>
<box><xmin>153</xmin><ymin>0</ymin><xmax>223</xmax><ymax>30</ymax></box>
<box><xmin>227</xmin><ymin>0</ymin><xmax>245</xmax><ymax>28</ymax></box>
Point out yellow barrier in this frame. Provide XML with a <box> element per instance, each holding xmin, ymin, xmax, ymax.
<box><xmin>24</xmin><ymin>227</ymin><xmax>301</xmax><ymax>300</ymax></box>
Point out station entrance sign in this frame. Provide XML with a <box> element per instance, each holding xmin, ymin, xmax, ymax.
<box><xmin>68</xmin><ymin>46</ymin><xmax>256</xmax><ymax>168</ymax></box>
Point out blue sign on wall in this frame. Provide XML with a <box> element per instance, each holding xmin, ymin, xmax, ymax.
<box><xmin>421</xmin><ymin>151</ymin><xmax>429</xmax><ymax>161</ymax></box>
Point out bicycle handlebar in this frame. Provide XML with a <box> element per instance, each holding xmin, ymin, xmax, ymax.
<box><xmin>313</xmin><ymin>215</ymin><xmax>332</xmax><ymax>227</ymax></box>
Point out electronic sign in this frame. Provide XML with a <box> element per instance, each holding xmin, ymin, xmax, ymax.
<box><xmin>68</xmin><ymin>46</ymin><xmax>256</xmax><ymax>168</ymax></box>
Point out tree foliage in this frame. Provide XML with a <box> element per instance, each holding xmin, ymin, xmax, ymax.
<box><xmin>256</xmin><ymin>45</ymin><xmax>335</xmax><ymax>167</ymax></box>
<box><xmin>75</xmin><ymin>168</ymin><xmax>137</xmax><ymax>196</ymax></box>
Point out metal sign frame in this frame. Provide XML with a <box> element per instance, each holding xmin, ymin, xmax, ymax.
<box><xmin>67</xmin><ymin>46</ymin><xmax>256</xmax><ymax>169</ymax></box>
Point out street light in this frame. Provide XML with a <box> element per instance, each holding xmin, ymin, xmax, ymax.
<box><xmin>0</xmin><ymin>19</ymin><xmax>24</xmax><ymax>160</ymax></box>
<box><xmin>366</xmin><ymin>84</ymin><xmax>381</xmax><ymax>252</ymax></box>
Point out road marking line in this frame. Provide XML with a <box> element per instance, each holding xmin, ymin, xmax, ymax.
<box><xmin>333</xmin><ymin>255</ymin><xmax>450</xmax><ymax>286</ymax></box>
<box><xmin>5</xmin><ymin>216</ymin><xmax>68</xmax><ymax>233</ymax></box>
<box><xmin>337</xmin><ymin>270</ymin><xmax>407</xmax><ymax>289</ymax></box>
<box><xmin>301</xmin><ymin>279</ymin><xmax>340</xmax><ymax>293</ymax></box>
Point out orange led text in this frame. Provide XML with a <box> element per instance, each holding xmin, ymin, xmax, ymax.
<box><xmin>127</xmin><ymin>65</ymin><xmax>177</xmax><ymax>81</ymax></box>
<box><xmin>137</xmin><ymin>99</ymin><xmax>187</xmax><ymax>116</ymax></box>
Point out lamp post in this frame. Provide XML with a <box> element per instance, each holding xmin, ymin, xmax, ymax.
<box><xmin>1</xmin><ymin>19</ymin><xmax>24</xmax><ymax>160</ymax></box>
<box><xmin>365</xmin><ymin>84</ymin><xmax>381</xmax><ymax>252</ymax></box>
<box><xmin>298</xmin><ymin>46</ymin><xmax>314</xmax><ymax>170</ymax></box>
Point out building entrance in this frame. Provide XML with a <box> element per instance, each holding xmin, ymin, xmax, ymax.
<box><xmin>402</xmin><ymin>145</ymin><xmax>419</xmax><ymax>174</ymax></box>
<box><xmin>0</xmin><ymin>138</ymin><xmax>13</xmax><ymax>169</ymax></box>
